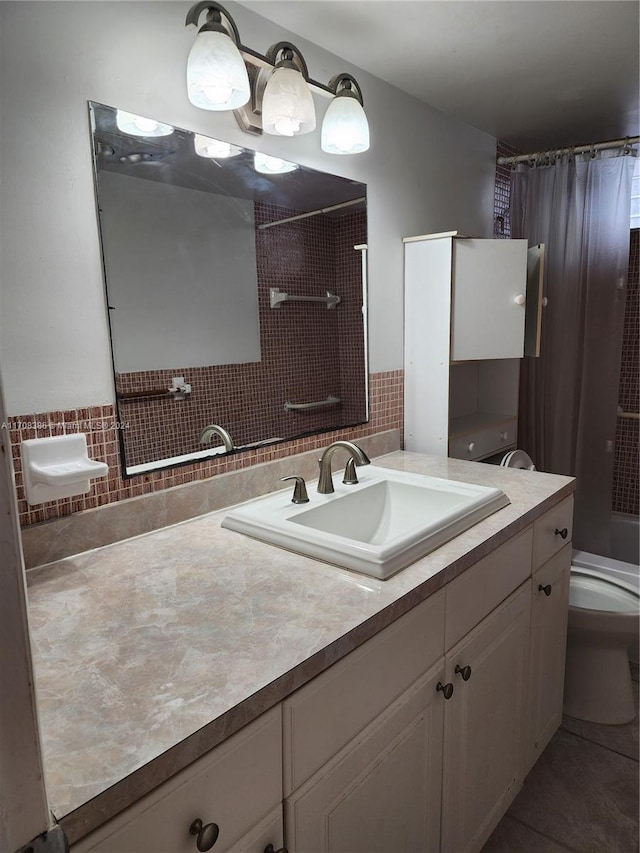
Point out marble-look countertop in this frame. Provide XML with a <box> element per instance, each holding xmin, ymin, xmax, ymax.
<box><xmin>26</xmin><ymin>451</ymin><xmax>574</xmax><ymax>843</ymax></box>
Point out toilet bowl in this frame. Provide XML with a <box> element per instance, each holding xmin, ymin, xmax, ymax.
<box><xmin>498</xmin><ymin>449</ymin><xmax>640</xmax><ymax>725</ymax></box>
<box><xmin>563</xmin><ymin>563</ymin><xmax>639</xmax><ymax>724</ymax></box>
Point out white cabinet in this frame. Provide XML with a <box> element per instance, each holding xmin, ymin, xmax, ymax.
<box><xmin>526</xmin><ymin>547</ymin><xmax>570</xmax><ymax>773</ymax></box>
<box><xmin>284</xmin><ymin>515</ymin><xmax>563</xmax><ymax>853</ymax></box>
<box><xmin>285</xmin><ymin>665</ymin><xmax>445</xmax><ymax>853</ymax></box>
<box><xmin>449</xmin><ymin>238</ymin><xmax>528</xmax><ymax>361</ymax></box>
<box><xmin>441</xmin><ymin>583</ymin><xmax>531</xmax><ymax>853</ymax></box>
<box><xmin>72</xmin><ymin>706</ymin><xmax>283</xmax><ymax>853</ymax></box>
<box><xmin>525</xmin><ymin>500</ymin><xmax>573</xmax><ymax>773</ymax></box>
<box><xmin>403</xmin><ymin>231</ymin><xmax>541</xmax><ymax>462</ymax></box>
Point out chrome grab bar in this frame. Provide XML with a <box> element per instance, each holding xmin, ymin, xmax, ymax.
<box><xmin>284</xmin><ymin>395</ymin><xmax>341</xmax><ymax>412</ymax></box>
<box><xmin>270</xmin><ymin>288</ymin><xmax>341</xmax><ymax>309</ymax></box>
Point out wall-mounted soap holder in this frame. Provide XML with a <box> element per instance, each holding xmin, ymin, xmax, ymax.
<box><xmin>21</xmin><ymin>433</ymin><xmax>108</xmax><ymax>506</ymax></box>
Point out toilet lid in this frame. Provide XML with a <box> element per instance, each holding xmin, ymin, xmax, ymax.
<box><xmin>570</xmin><ymin>571</ymin><xmax>640</xmax><ymax>613</ymax></box>
<box><xmin>500</xmin><ymin>450</ymin><xmax>536</xmax><ymax>471</ymax></box>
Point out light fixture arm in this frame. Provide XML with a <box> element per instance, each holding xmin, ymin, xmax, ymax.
<box><xmin>328</xmin><ymin>73</ymin><xmax>365</xmax><ymax>106</ymax></box>
<box><xmin>266</xmin><ymin>41</ymin><xmax>311</xmax><ymax>80</ymax></box>
<box><xmin>185</xmin><ymin>1</ymin><xmax>242</xmax><ymax>45</ymax></box>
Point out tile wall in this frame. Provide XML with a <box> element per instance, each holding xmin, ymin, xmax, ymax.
<box><xmin>613</xmin><ymin>228</ymin><xmax>639</xmax><ymax>515</ymax></box>
<box><xmin>8</xmin><ymin>370</ymin><xmax>403</xmax><ymax>528</ymax></box>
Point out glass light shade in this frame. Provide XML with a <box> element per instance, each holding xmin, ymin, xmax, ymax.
<box><xmin>193</xmin><ymin>134</ymin><xmax>241</xmax><ymax>158</ymax></box>
<box><xmin>261</xmin><ymin>66</ymin><xmax>316</xmax><ymax>136</ymax></box>
<box><xmin>254</xmin><ymin>152</ymin><xmax>298</xmax><ymax>174</ymax></box>
<box><xmin>116</xmin><ymin>110</ymin><xmax>174</xmax><ymax>137</ymax></box>
<box><xmin>321</xmin><ymin>96</ymin><xmax>370</xmax><ymax>154</ymax></box>
<box><xmin>186</xmin><ymin>30</ymin><xmax>250</xmax><ymax>110</ymax></box>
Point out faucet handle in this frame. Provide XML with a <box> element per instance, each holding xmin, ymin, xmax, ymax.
<box><xmin>280</xmin><ymin>476</ymin><xmax>309</xmax><ymax>504</ymax></box>
<box><xmin>343</xmin><ymin>457</ymin><xmax>359</xmax><ymax>485</ymax></box>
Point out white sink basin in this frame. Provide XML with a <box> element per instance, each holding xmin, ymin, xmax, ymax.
<box><xmin>222</xmin><ymin>466</ymin><xmax>509</xmax><ymax>579</ymax></box>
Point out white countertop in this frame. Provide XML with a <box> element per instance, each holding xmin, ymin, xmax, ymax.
<box><xmin>25</xmin><ymin>451</ymin><xmax>574</xmax><ymax>843</ymax></box>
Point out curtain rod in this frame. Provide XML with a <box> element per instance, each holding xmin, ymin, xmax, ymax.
<box><xmin>497</xmin><ymin>136</ymin><xmax>639</xmax><ymax>165</ymax></box>
<box><xmin>258</xmin><ymin>197</ymin><xmax>366</xmax><ymax>230</ymax></box>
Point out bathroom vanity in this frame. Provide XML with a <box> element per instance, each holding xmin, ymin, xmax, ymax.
<box><xmin>25</xmin><ymin>451</ymin><xmax>574</xmax><ymax>853</ymax></box>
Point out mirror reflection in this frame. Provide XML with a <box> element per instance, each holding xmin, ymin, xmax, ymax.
<box><xmin>89</xmin><ymin>102</ymin><xmax>368</xmax><ymax>475</ymax></box>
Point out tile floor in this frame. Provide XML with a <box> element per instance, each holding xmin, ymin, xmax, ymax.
<box><xmin>482</xmin><ymin>677</ymin><xmax>639</xmax><ymax>853</ymax></box>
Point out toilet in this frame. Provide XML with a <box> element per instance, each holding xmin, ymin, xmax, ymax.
<box><xmin>500</xmin><ymin>449</ymin><xmax>640</xmax><ymax>725</ymax></box>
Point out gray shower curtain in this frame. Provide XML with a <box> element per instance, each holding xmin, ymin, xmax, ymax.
<box><xmin>511</xmin><ymin>150</ymin><xmax>635</xmax><ymax>555</ymax></box>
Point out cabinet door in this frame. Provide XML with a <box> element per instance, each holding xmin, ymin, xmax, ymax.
<box><xmin>285</xmin><ymin>664</ymin><xmax>445</xmax><ymax>853</ymax></box>
<box><xmin>441</xmin><ymin>582</ymin><xmax>531</xmax><ymax>853</ymax></box>
<box><xmin>525</xmin><ymin>545</ymin><xmax>571</xmax><ymax>773</ymax></box>
<box><xmin>451</xmin><ymin>239</ymin><xmax>528</xmax><ymax>361</ymax></box>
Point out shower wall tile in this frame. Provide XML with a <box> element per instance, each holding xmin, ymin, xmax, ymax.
<box><xmin>7</xmin><ymin>369</ymin><xmax>403</xmax><ymax>530</ymax></box>
<box><xmin>613</xmin><ymin>227</ymin><xmax>639</xmax><ymax>516</ymax></box>
<box><xmin>494</xmin><ymin>140</ymin><xmax>520</xmax><ymax>239</ymax></box>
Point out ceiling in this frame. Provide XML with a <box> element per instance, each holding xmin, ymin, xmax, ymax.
<box><xmin>239</xmin><ymin>0</ymin><xmax>639</xmax><ymax>152</ymax></box>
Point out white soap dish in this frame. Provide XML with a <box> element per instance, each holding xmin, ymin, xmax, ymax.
<box><xmin>21</xmin><ymin>433</ymin><xmax>109</xmax><ymax>506</ymax></box>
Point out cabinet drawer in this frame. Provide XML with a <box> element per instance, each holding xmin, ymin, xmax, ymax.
<box><xmin>73</xmin><ymin>706</ymin><xmax>282</xmax><ymax>853</ymax></box>
<box><xmin>449</xmin><ymin>418</ymin><xmax>517</xmax><ymax>462</ymax></box>
<box><xmin>283</xmin><ymin>589</ymin><xmax>445</xmax><ymax>794</ymax></box>
<box><xmin>533</xmin><ymin>496</ymin><xmax>574</xmax><ymax>570</ymax></box>
<box><xmin>445</xmin><ymin>527</ymin><xmax>532</xmax><ymax>650</ymax></box>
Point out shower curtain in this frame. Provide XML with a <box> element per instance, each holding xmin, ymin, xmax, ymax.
<box><xmin>511</xmin><ymin>149</ymin><xmax>635</xmax><ymax>555</ymax></box>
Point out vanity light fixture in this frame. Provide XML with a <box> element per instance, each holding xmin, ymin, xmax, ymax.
<box><xmin>253</xmin><ymin>152</ymin><xmax>298</xmax><ymax>175</ymax></box>
<box><xmin>185</xmin><ymin>1</ymin><xmax>250</xmax><ymax>111</ymax></box>
<box><xmin>321</xmin><ymin>74</ymin><xmax>370</xmax><ymax>154</ymax></box>
<box><xmin>115</xmin><ymin>110</ymin><xmax>174</xmax><ymax>138</ymax></box>
<box><xmin>193</xmin><ymin>134</ymin><xmax>241</xmax><ymax>158</ymax></box>
<box><xmin>184</xmin><ymin>3</ymin><xmax>370</xmax><ymax>153</ymax></box>
<box><xmin>261</xmin><ymin>42</ymin><xmax>316</xmax><ymax>137</ymax></box>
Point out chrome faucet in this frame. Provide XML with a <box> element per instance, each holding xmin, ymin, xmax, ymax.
<box><xmin>199</xmin><ymin>424</ymin><xmax>234</xmax><ymax>452</ymax></box>
<box><xmin>317</xmin><ymin>440</ymin><xmax>371</xmax><ymax>494</ymax></box>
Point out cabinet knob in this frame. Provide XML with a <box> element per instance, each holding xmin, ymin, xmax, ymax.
<box><xmin>542</xmin><ymin>296</ymin><xmax>549</xmax><ymax>307</ymax></box>
<box><xmin>264</xmin><ymin>846</ymin><xmax>289</xmax><ymax>853</ymax></box>
<box><xmin>454</xmin><ymin>664</ymin><xmax>472</xmax><ymax>681</ymax></box>
<box><xmin>514</xmin><ymin>294</ymin><xmax>526</xmax><ymax>306</ymax></box>
<box><xmin>189</xmin><ymin>819</ymin><xmax>219</xmax><ymax>851</ymax></box>
<box><xmin>500</xmin><ymin>431</ymin><xmax>508</xmax><ymax>442</ymax></box>
<box><xmin>538</xmin><ymin>583</ymin><xmax>552</xmax><ymax>597</ymax></box>
<box><xmin>555</xmin><ymin>527</ymin><xmax>568</xmax><ymax>540</ymax></box>
<box><xmin>436</xmin><ymin>681</ymin><xmax>454</xmax><ymax>700</ymax></box>
<box><xmin>467</xmin><ymin>442</ymin><xmax>475</xmax><ymax>454</ymax></box>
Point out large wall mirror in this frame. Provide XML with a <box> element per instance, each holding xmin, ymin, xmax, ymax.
<box><xmin>89</xmin><ymin>102</ymin><xmax>368</xmax><ymax>476</ymax></box>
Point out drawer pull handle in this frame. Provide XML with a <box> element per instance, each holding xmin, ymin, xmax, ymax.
<box><xmin>467</xmin><ymin>442</ymin><xmax>475</xmax><ymax>454</ymax></box>
<box><xmin>555</xmin><ymin>527</ymin><xmax>568</xmax><ymax>540</ymax></box>
<box><xmin>454</xmin><ymin>664</ymin><xmax>472</xmax><ymax>681</ymax></box>
<box><xmin>189</xmin><ymin>819</ymin><xmax>219</xmax><ymax>851</ymax></box>
<box><xmin>264</xmin><ymin>846</ymin><xmax>289</xmax><ymax>853</ymax></box>
<box><xmin>538</xmin><ymin>583</ymin><xmax>552</xmax><ymax>597</ymax></box>
<box><xmin>437</xmin><ymin>681</ymin><xmax>454</xmax><ymax>700</ymax></box>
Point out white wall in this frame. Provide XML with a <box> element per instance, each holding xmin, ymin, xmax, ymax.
<box><xmin>0</xmin><ymin>1</ymin><xmax>496</xmax><ymax>414</ymax></box>
<box><xmin>99</xmin><ymin>172</ymin><xmax>260</xmax><ymax>371</ymax></box>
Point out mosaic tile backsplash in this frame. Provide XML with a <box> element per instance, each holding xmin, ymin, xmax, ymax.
<box><xmin>8</xmin><ymin>370</ymin><xmax>403</xmax><ymax>528</ymax></box>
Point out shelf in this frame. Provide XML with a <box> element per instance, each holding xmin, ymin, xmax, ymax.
<box><xmin>449</xmin><ymin>412</ymin><xmax>516</xmax><ymax>439</ymax></box>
